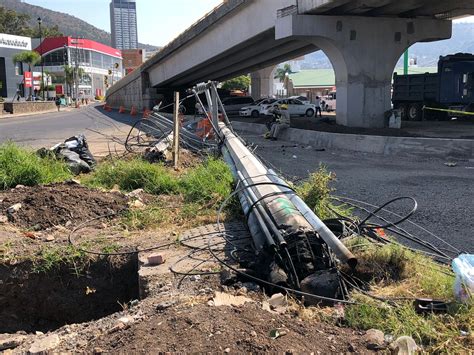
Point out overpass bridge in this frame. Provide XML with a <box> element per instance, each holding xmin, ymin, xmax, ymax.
<box><xmin>106</xmin><ymin>0</ymin><xmax>473</xmax><ymax>128</ymax></box>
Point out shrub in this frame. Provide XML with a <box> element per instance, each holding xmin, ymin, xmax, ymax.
<box><xmin>83</xmin><ymin>158</ymin><xmax>179</xmax><ymax>195</ymax></box>
<box><xmin>179</xmin><ymin>157</ymin><xmax>233</xmax><ymax>207</ymax></box>
<box><xmin>296</xmin><ymin>166</ymin><xmax>350</xmax><ymax>219</ymax></box>
<box><xmin>0</xmin><ymin>143</ymin><xmax>72</xmax><ymax>189</ymax></box>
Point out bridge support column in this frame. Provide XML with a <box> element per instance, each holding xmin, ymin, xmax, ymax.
<box><xmin>250</xmin><ymin>66</ymin><xmax>275</xmax><ymax>100</ymax></box>
<box><xmin>276</xmin><ymin>14</ymin><xmax>451</xmax><ymax>127</ymax></box>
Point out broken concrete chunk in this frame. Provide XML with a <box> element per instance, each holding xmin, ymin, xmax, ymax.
<box><xmin>364</xmin><ymin>329</ymin><xmax>386</xmax><ymax>350</ymax></box>
<box><xmin>28</xmin><ymin>334</ymin><xmax>61</xmax><ymax>354</ymax></box>
<box><xmin>128</xmin><ymin>199</ymin><xmax>146</xmax><ymax>209</ymax></box>
<box><xmin>126</xmin><ymin>188</ymin><xmax>144</xmax><ymax>199</ymax></box>
<box><xmin>0</xmin><ymin>215</ymin><xmax>8</xmax><ymax>224</ymax></box>
<box><xmin>0</xmin><ymin>334</ymin><xmax>27</xmax><ymax>351</ymax></box>
<box><xmin>389</xmin><ymin>336</ymin><xmax>419</xmax><ymax>355</ymax></box>
<box><xmin>262</xmin><ymin>293</ymin><xmax>288</xmax><ymax>314</ymax></box>
<box><xmin>7</xmin><ymin>203</ymin><xmax>22</xmax><ymax>214</ymax></box>
<box><xmin>212</xmin><ymin>291</ymin><xmax>254</xmax><ymax>307</ymax></box>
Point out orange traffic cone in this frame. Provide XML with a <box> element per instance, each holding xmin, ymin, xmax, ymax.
<box><xmin>106</xmin><ymin>105</ymin><xmax>112</xmax><ymax>112</ymax></box>
<box><xmin>130</xmin><ymin>105</ymin><xmax>137</xmax><ymax>116</ymax></box>
<box><xmin>119</xmin><ymin>105</ymin><xmax>125</xmax><ymax>114</ymax></box>
<box><xmin>142</xmin><ymin>109</ymin><xmax>151</xmax><ymax>118</ymax></box>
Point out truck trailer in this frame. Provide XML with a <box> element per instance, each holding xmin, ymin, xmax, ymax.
<box><xmin>392</xmin><ymin>53</ymin><xmax>474</xmax><ymax>121</ymax></box>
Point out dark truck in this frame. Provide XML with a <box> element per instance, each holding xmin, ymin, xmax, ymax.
<box><xmin>392</xmin><ymin>53</ymin><xmax>474</xmax><ymax>121</ymax></box>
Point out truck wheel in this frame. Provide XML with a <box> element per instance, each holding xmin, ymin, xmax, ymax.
<box><xmin>397</xmin><ymin>103</ymin><xmax>408</xmax><ymax>120</ymax></box>
<box><xmin>408</xmin><ymin>103</ymin><xmax>422</xmax><ymax>121</ymax></box>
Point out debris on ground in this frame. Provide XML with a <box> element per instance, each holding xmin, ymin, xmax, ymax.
<box><xmin>210</xmin><ymin>291</ymin><xmax>254</xmax><ymax>307</ymax></box>
<box><xmin>364</xmin><ymin>329</ymin><xmax>386</xmax><ymax>350</ymax></box>
<box><xmin>38</xmin><ymin>134</ymin><xmax>96</xmax><ymax>175</ymax></box>
<box><xmin>28</xmin><ymin>334</ymin><xmax>61</xmax><ymax>354</ymax></box>
<box><xmin>262</xmin><ymin>293</ymin><xmax>288</xmax><ymax>314</ymax></box>
<box><xmin>389</xmin><ymin>336</ymin><xmax>419</xmax><ymax>355</ymax></box>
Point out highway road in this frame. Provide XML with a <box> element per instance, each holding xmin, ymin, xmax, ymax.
<box><xmin>238</xmin><ymin>131</ymin><xmax>474</xmax><ymax>255</ymax></box>
<box><xmin>1</xmin><ymin>107</ymin><xmax>472</xmax><ymax>253</ymax></box>
<box><xmin>0</xmin><ymin>105</ymin><xmax>139</xmax><ymax>155</ymax></box>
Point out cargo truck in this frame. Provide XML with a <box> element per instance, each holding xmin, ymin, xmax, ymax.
<box><xmin>392</xmin><ymin>53</ymin><xmax>474</xmax><ymax>121</ymax></box>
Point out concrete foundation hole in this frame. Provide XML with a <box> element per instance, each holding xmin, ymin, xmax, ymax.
<box><xmin>0</xmin><ymin>254</ymin><xmax>140</xmax><ymax>333</ymax></box>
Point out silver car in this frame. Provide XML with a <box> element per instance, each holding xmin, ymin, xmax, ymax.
<box><xmin>239</xmin><ymin>98</ymin><xmax>277</xmax><ymax>118</ymax></box>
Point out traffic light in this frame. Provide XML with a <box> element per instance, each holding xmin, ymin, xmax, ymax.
<box><xmin>108</xmin><ymin>69</ymin><xmax>112</xmax><ymax>75</ymax></box>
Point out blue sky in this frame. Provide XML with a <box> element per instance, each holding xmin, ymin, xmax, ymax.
<box><xmin>24</xmin><ymin>0</ymin><xmax>223</xmax><ymax>46</ymax></box>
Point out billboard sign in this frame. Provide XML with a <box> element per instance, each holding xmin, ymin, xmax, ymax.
<box><xmin>24</xmin><ymin>71</ymin><xmax>32</xmax><ymax>88</ymax></box>
<box><xmin>0</xmin><ymin>33</ymin><xmax>31</xmax><ymax>50</ymax></box>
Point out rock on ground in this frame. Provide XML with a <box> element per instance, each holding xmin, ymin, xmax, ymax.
<box><xmin>28</xmin><ymin>334</ymin><xmax>61</xmax><ymax>354</ymax></box>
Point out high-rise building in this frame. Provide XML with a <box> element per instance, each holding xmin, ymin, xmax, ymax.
<box><xmin>110</xmin><ymin>0</ymin><xmax>138</xmax><ymax>50</ymax></box>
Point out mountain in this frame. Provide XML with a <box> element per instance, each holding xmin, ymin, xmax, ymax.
<box><xmin>0</xmin><ymin>0</ymin><xmax>157</xmax><ymax>50</ymax></box>
<box><xmin>300</xmin><ymin>22</ymin><xmax>474</xmax><ymax>70</ymax></box>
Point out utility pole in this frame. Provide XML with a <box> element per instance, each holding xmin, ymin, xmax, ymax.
<box><xmin>173</xmin><ymin>91</ymin><xmax>180</xmax><ymax>169</ymax></box>
<box><xmin>403</xmin><ymin>49</ymin><xmax>409</xmax><ymax>75</ymax></box>
<box><xmin>37</xmin><ymin>17</ymin><xmax>45</xmax><ymax>101</ymax></box>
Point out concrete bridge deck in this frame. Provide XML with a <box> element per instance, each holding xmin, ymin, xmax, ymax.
<box><xmin>106</xmin><ymin>0</ymin><xmax>473</xmax><ymax>128</ymax></box>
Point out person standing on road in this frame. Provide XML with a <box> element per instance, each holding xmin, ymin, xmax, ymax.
<box><xmin>314</xmin><ymin>96</ymin><xmax>322</xmax><ymax>118</ymax></box>
<box><xmin>55</xmin><ymin>96</ymin><xmax>61</xmax><ymax>112</ymax></box>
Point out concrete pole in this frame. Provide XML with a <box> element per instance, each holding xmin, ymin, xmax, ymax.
<box><xmin>173</xmin><ymin>91</ymin><xmax>180</xmax><ymax>169</ymax></box>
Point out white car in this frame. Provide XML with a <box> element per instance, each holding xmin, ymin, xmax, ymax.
<box><xmin>239</xmin><ymin>98</ymin><xmax>277</xmax><ymax>118</ymax></box>
<box><xmin>261</xmin><ymin>99</ymin><xmax>316</xmax><ymax>117</ymax></box>
<box><xmin>289</xmin><ymin>95</ymin><xmax>311</xmax><ymax>105</ymax></box>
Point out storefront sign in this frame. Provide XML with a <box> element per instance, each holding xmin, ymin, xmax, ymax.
<box><xmin>55</xmin><ymin>85</ymin><xmax>63</xmax><ymax>95</ymax></box>
<box><xmin>24</xmin><ymin>71</ymin><xmax>32</xmax><ymax>88</ymax></box>
<box><xmin>0</xmin><ymin>33</ymin><xmax>31</xmax><ymax>50</ymax></box>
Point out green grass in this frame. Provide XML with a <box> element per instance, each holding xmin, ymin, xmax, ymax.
<box><xmin>342</xmin><ymin>240</ymin><xmax>473</xmax><ymax>352</ymax></box>
<box><xmin>179</xmin><ymin>157</ymin><xmax>233</xmax><ymax>207</ymax></box>
<box><xmin>82</xmin><ymin>157</ymin><xmax>179</xmax><ymax>195</ymax></box>
<box><xmin>32</xmin><ymin>244</ymin><xmax>88</xmax><ymax>274</ymax></box>
<box><xmin>296</xmin><ymin>166</ymin><xmax>351</xmax><ymax>220</ymax></box>
<box><xmin>0</xmin><ymin>143</ymin><xmax>72</xmax><ymax>190</ymax></box>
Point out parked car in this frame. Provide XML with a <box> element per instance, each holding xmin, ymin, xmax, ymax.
<box><xmin>289</xmin><ymin>95</ymin><xmax>311</xmax><ymax>104</ymax></box>
<box><xmin>239</xmin><ymin>98</ymin><xmax>277</xmax><ymax>118</ymax></box>
<box><xmin>261</xmin><ymin>98</ymin><xmax>316</xmax><ymax>117</ymax></box>
<box><xmin>221</xmin><ymin>96</ymin><xmax>255</xmax><ymax>115</ymax></box>
<box><xmin>322</xmin><ymin>91</ymin><xmax>336</xmax><ymax>112</ymax></box>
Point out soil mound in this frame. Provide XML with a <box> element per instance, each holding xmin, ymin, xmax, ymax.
<box><xmin>0</xmin><ymin>182</ymin><xmax>128</xmax><ymax>230</ymax></box>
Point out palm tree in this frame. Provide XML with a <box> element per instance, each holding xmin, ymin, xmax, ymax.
<box><xmin>63</xmin><ymin>65</ymin><xmax>85</xmax><ymax>98</ymax></box>
<box><xmin>12</xmin><ymin>50</ymin><xmax>41</xmax><ymax>99</ymax></box>
<box><xmin>274</xmin><ymin>64</ymin><xmax>293</xmax><ymax>97</ymax></box>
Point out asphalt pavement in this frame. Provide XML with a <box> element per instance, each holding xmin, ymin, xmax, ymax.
<box><xmin>1</xmin><ymin>107</ymin><xmax>472</xmax><ymax>253</ymax></box>
<box><xmin>0</xmin><ymin>104</ymin><xmax>140</xmax><ymax>155</ymax></box>
<box><xmin>237</xmin><ymin>130</ymin><xmax>474</xmax><ymax>254</ymax></box>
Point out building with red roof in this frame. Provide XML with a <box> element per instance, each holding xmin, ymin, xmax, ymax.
<box><xmin>34</xmin><ymin>36</ymin><xmax>122</xmax><ymax>98</ymax></box>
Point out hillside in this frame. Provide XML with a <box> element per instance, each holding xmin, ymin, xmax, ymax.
<box><xmin>0</xmin><ymin>0</ymin><xmax>156</xmax><ymax>49</ymax></box>
<box><xmin>301</xmin><ymin>22</ymin><xmax>474</xmax><ymax>69</ymax></box>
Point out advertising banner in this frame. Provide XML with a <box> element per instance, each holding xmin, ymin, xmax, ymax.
<box><xmin>24</xmin><ymin>71</ymin><xmax>32</xmax><ymax>88</ymax></box>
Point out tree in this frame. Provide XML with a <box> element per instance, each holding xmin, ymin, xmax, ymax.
<box><xmin>274</xmin><ymin>64</ymin><xmax>293</xmax><ymax>96</ymax></box>
<box><xmin>12</xmin><ymin>50</ymin><xmax>41</xmax><ymax>99</ymax></box>
<box><xmin>0</xmin><ymin>7</ymin><xmax>31</xmax><ymax>36</ymax></box>
<box><xmin>28</xmin><ymin>25</ymin><xmax>63</xmax><ymax>38</ymax></box>
<box><xmin>221</xmin><ymin>75</ymin><xmax>251</xmax><ymax>91</ymax></box>
<box><xmin>0</xmin><ymin>7</ymin><xmax>63</xmax><ymax>37</ymax></box>
<box><xmin>63</xmin><ymin>65</ymin><xmax>85</xmax><ymax>97</ymax></box>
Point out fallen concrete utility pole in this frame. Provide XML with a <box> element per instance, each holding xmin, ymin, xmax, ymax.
<box><xmin>173</xmin><ymin>91</ymin><xmax>180</xmax><ymax>169</ymax></box>
<box><xmin>219</xmin><ymin>121</ymin><xmax>356</xmax><ymax>300</ymax></box>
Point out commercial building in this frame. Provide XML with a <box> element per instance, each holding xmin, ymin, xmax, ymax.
<box><xmin>34</xmin><ymin>36</ymin><xmax>123</xmax><ymax>98</ymax></box>
<box><xmin>110</xmin><ymin>0</ymin><xmax>138</xmax><ymax>50</ymax></box>
<box><xmin>0</xmin><ymin>33</ymin><xmax>32</xmax><ymax>99</ymax></box>
<box><xmin>122</xmin><ymin>48</ymin><xmax>143</xmax><ymax>74</ymax></box>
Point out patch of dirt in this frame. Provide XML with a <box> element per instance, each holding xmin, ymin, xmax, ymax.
<box><xmin>84</xmin><ymin>302</ymin><xmax>371</xmax><ymax>353</ymax></box>
<box><xmin>0</xmin><ymin>182</ymin><xmax>128</xmax><ymax>230</ymax></box>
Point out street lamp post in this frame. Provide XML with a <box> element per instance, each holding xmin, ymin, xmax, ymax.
<box><xmin>37</xmin><ymin>17</ymin><xmax>45</xmax><ymax>101</ymax></box>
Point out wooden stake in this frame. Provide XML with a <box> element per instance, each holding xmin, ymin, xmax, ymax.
<box><xmin>173</xmin><ymin>91</ymin><xmax>180</xmax><ymax>169</ymax></box>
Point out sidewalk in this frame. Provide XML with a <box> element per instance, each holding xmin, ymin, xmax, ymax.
<box><xmin>0</xmin><ymin>103</ymin><xmax>96</xmax><ymax>120</ymax></box>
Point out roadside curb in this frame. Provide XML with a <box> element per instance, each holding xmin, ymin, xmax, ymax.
<box><xmin>231</xmin><ymin>121</ymin><xmax>474</xmax><ymax>160</ymax></box>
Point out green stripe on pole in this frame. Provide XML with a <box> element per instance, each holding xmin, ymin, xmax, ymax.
<box><xmin>404</xmin><ymin>49</ymin><xmax>408</xmax><ymax>75</ymax></box>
